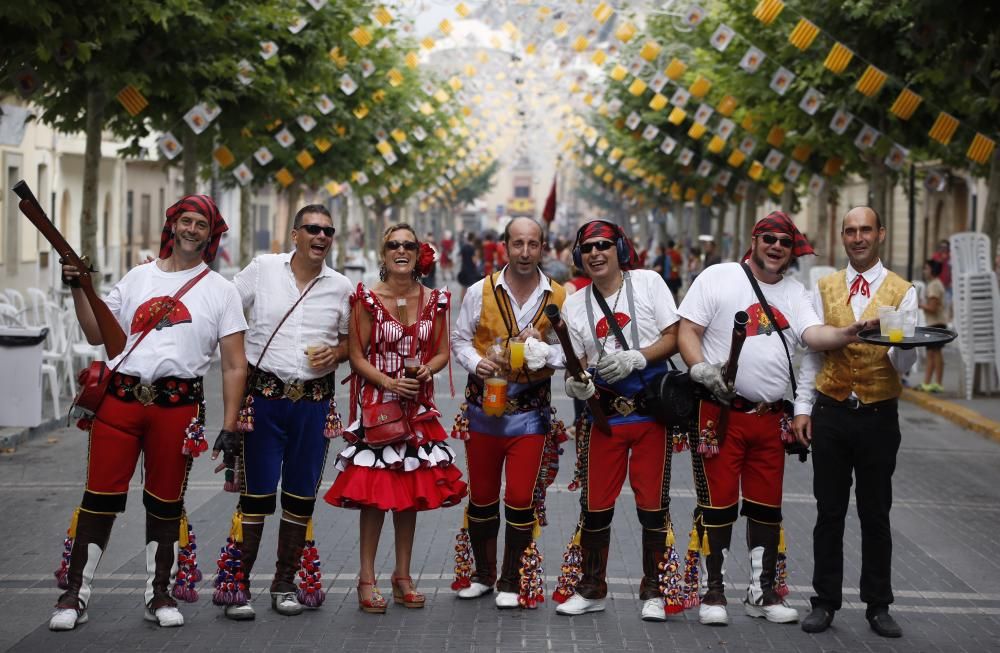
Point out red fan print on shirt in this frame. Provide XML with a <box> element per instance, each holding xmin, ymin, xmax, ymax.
<box><xmin>130</xmin><ymin>297</ymin><xmax>192</xmax><ymax>334</ymax></box>
<box><xmin>596</xmin><ymin>312</ymin><xmax>631</xmax><ymax>346</ymax></box>
<box><xmin>745</xmin><ymin>303</ymin><xmax>789</xmax><ymax>337</ymax></box>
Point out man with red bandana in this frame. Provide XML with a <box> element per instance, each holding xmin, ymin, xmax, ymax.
<box><xmin>216</xmin><ymin>204</ymin><xmax>353</xmax><ymax>620</ymax></box>
<box><xmin>554</xmin><ymin>219</ymin><xmax>681</xmax><ymax>621</ymax></box>
<box><xmin>677</xmin><ymin>211</ymin><xmax>869</xmax><ymax>628</ymax></box>
<box><xmin>52</xmin><ymin>195</ymin><xmax>247</xmax><ymax>631</ymax></box>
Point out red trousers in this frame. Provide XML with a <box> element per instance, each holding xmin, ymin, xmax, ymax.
<box><xmin>697</xmin><ymin>402</ymin><xmax>785</xmax><ymax>519</ymax></box>
<box><xmin>583</xmin><ymin>420</ymin><xmax>670</xmax><ymax>512</ymax></box>
<box><xmin>85</xmin><ymin>395</ymin><xmax>196</xmax><ymax>515</ymax></box>
<box><xmin>465</xmin><ymin>431</ymin><xmax>544</xmax><ymax>510</ymax></box>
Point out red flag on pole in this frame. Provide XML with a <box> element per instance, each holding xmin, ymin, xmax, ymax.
<box><xmin>541</xmin><ymin>178</ymin><xmax>556</xmax><ymax>222</ymax></box>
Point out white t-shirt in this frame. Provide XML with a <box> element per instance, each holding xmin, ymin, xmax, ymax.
<box><xmin>678</xmin><ymin>262</ymin><xmax>821</xmax><ymax>402</ymax></box>
<box><xmin>104</xmin><ymin>261</ymin><xmax>247</xmax><ymax>382</ymax></box>
<box><xmin>562</xmin><ymin>269</ymin><xmax>679</xmax><ymax>363</ymax></box>
<box><xmin>234</xmin><ymin>252</ymin><xmax>352</xmax><ymax>381</ymax></box>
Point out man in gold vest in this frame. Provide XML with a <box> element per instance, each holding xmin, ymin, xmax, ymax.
<box><xmin>450</xmin><ymin>217</ymin><xmax>567</xmax><ymax>609</ymax></box>
<box><xmin>794</xmin><ymin>206</ymin><xmax>917</xmax><ymax>638</ymax></box>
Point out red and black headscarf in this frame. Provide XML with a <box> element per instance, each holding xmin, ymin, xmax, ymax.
<box><xmin>742</xmin><ymin>210</ymin><xmax>815</xmax><ymax>261</ymax></box>
<box><xmin>576</xmin><ymin>219</ymin><xmax>641</xmax><ymax>270</ymax></box>
<box><xmin>159</xmin><ymin>194</ymin><xmax>229</xmax><ymax>263</ymax></box>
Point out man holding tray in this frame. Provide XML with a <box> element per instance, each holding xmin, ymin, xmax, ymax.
<box><xmin>793</xmin><ymin>206</ymin><xmax>917</xmax><ymax>638</ymax></box>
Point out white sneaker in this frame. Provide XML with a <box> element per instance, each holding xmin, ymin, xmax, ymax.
<box><xmin>271</xmin><ymin>591</ymin><xmax>304</xmax><ymax>616</ymax></box>
<box><xmin>495</xmin><ymin>591</ymin><xmax>519</xmax><ymax>609</ymax></box>
<box><xmin>224</xmin><ymin>602</ymin><xmax>256</xmax><ymax>621</ymax></box>
<box><xmin>144</xmin><ymin>605</ymin><xmax>184</xmax><ymax>627</ymax></box>
<box><xmin>555</xmin><ymin>593</ymin><xmax>606</xmax><ymax>615</ymax></box>
<box><xmin>49</xmin><ymin>608</ymin><xmax>88</xmax><ymax>631</ymax></box>
<box><xmin>457</xmin><ymin>581</ymin><xmax>493</xmax><ymax>599</ymax></box>
<box><xmin>744</xmin><ymin>599</ymin><xmax>799</xmax><ymax>623</ymax></box>
<box><xmin>640</xmin><ymin>598</ymin><xmax>666</xmax><ymax>622</ymax></box>
<box><xmin>699</xmin><ymin>602</ymin><xmax>729</xmax><ymax>625</ymax></box>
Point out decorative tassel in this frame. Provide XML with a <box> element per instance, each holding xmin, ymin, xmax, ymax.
<box><xmin>657</xmin><ymin>528</ymin><xmax>685</xmax><ymax>615</ymax></box>
<box><xmin>296</xmin><ymin>527</ymin><xmax>325</xmax><ymax>608</ymax></box>
<box><xmin>775</xmin><ymin>525</ymin><xmax>789</xmax><ymax>597</ymax></box>
<box><xmin>671</xmin><ymin>425</ymin><xmax>689</xmax><ymax>452</ymax></box>
<box><xmin>68</xmin><ymin>507</ymin><xmax>80</xmax><ymax>539</ymax></box>
<box><xmin>551</xmin><ymin>528</ymin><xmax>582</xmax><ymax>604</ymax></box>
<box><xmin>451</xmin><ymin>510</ymin><xmax>473</xmax><ymax>590</ymax></box>
<box><xmin>54</xmin><ymin>508</ymin><xmax>80</xmax><ymax>590</ymax></box>
<box><xmin>567</xmin><ymin>416</ymin><xmax>590</xmax><ymax>492</ymax></box>
<box><xmin>237</xmin><ymin>395</ymin><xmax>254</xmax><ymax>432</ymax></box>
<box><xmin>779</xmin><ymin>412</ymin><xmax>796</xmax><ymax>444</ymax></box>
<box><xmin>212</xmin><ymin>537</ymin><xmax>245</xmax><ymax>606</ymax></box>
<box><xmin>702</xmin><ymin>530</ymin><xmax>711</xmax><ymax>556</ymax></box>
<box><xmin>231</xmin><ymin>510</ymin><xmax>244</xmax><ymax>544</ymax></box>
<box><xmin>681</xmin><ymin>526</ymin><xmax>702</xmax><ymax>609</ymax></box>
<box><xmin>172</xmin><ymin>518</ymin><xmax>200</xmax><ymax>602</ymax></box>
<box><xmin>696</xmin><ymin>420</ymin><xmax>719</xmax><ymax>458</ymax></box>
<box><xmin>181</xmin><ymin>417</ymin><xmax>209</xmax><ymax>457</ymax></box>
<box><xmin>450</xmin><ymin>403</ymin><xmax>470</xmax><ymax>440</ymax></box>
<box><xmin>323</xmin><ymin>399</ymin><xmax>343</xmax><ymax>439</ymax></box>
<box><xmin>517</xmin><ymin>540</ymin><xmax>544</xmax><ymax>609</ymax></box>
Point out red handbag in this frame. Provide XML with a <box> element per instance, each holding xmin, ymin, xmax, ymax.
<box><xmin>361</xmin><ymin>400</ymin><xmax>411</xmax><ymax>446</ymax></box>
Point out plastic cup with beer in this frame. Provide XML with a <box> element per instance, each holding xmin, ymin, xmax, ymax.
<box><xmin>509</xmin><ymin>341</ymin><xmax>525</xmax><ymax>370</ymax></box>
<box><xmin>877</xmin><ymin>306</ymin><xmax>894</xmax><ymax>337</ymax></box>
<box><xmin>884</xmin><ymin>310</ymin><xmax>904</xmax><ymax>343</ymax></box>
<box><xmin>306</xmin><ymin>343</ymin><xmax>324</xmax><ymax>367</ymax></box>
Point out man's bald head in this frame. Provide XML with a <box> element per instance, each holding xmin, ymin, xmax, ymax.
<box><xmin>503</xmin><ymin>216</ymin><xmax>545</xmax><ymax>245</ymax></box>
<box><xmin>842</xmin><ymin>206</ymin><xmax>881</xmax><ymax>231</ymax></box>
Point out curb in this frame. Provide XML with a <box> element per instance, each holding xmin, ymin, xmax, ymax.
<box><xmin>0</xmin><ymin>415</ymin><xmax>65</xmax><ymax>451</ymax></box>
<box><xmin>900</xmin><ymin>388</ymin><xmax>1000</xmax><ymax>442</ymax></box>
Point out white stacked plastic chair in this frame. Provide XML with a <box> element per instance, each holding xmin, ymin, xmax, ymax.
<box><xmin>25</xmin><ymin>288</ymin><xmax>49</xmax><ymax>327</ymax></box>
<box><xmin>949</xmin><ymin>232</ymin><xmax>1000</xmax><ymax>399</ymax></box>
<box><xmin>0</xmin><ymin>303</ymin><xmax>26</xmax><ymax>327</ymax></box>
<box><xmin>910</xmin><ymin>280</ymin><xmax>927</xmax><ymax>379</ymax></box>
<box><xmin>3</xmin><ymin>288</ymin><xmax>26</xmax><ymax>314</ymax></box>
<box><xmin>69</xmin><ymin>320</ymin><xmax>106</xmax><ymax>373</ymax></box>
<box><xmin>41</xmin><ymin>302</ymin><xmax>76</xmax><ymax>400</ymax></box>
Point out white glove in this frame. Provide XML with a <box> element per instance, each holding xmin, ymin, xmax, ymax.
<box><xmin>522</xmin><ymin>337</ymin><xmax>550</xmax><ymax>372</ymax></box>
<box><xmin>689</xmin><ymin>361</ymin><xmax>734</xmax><ymax>404</ymax></box>
<box><xmin>565</xmin><ymin>373</ymin><xmax>596</xmax><ymax>400</ymax></box>
<box><xmin>596</xmin><ymin>350</ymin><xmax>647</xmax><ymax>384</ymax></box>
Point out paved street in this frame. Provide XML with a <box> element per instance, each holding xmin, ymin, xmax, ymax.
<box><xmin>2</xmin><ymin>364</ymin><xmax>1000</xmax><ymax>653</ymax></box>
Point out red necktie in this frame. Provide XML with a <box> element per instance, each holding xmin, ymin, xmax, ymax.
<box><xmin>847</xmin><ymin>274</ymin><xmax>870</xmax><ymax>304</ymax></box>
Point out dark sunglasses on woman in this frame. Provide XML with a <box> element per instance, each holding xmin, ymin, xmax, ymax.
<box><xmin>384</xmin><ymin>240</ymin><xmax>419</xmax><ymax>252</ymax></box>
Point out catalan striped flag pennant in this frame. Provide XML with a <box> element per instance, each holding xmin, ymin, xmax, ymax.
<box><xmin>753</xmin><ymin>0</ymin><xmax>785</xmax><ymax>25</ymax></box>
<box><xmin>789</xmin><ymin>18</ymin><xmax>820</xmax><ymax>51</ymax></box>
<box><xmin>824</xmin><ymin>42</ymin><xmax>853</xmax><ymax>74</ymax></box>
<box><xmin>889</xmin><ymin>88</ymin><xmax>922</xmax><ymax>121</ymax></box>
<box><xmin>966</xmin><ymin>133</ymin><xmax>996</xmax><ymax>164</ymax></box>
<box><xmin>928</xmin><ymin>112</ymin><xmax>959</xmax><ymax>145</ymax></box>
<box><xmin>116</xmin><ymin>85</ymin><xmax>148</xmax><ymax>117</ymax></box>
<box><xmin>856</xmin><ymin>65</ymin><xmax>887</xmax><ymax>97</ymax></box>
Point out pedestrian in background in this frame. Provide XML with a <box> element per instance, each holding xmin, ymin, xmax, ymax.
<box><xmin>918</xmin><ymin>259</ymin><xmax>947</xmax><ymax>393</ymax></box>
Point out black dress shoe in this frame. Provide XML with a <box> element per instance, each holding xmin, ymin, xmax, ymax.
<box><xmin>867</xmin><ymin>608</ymin><xmax>902</xmax><ymax>638</ymax></box>
<box><xmin>801</xmin><ymin>605</ymin><xmax>835</xmax><ymax>633</ymax></box>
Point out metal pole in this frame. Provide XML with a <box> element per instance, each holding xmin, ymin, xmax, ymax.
<box><xmin>907</xmin><ymin>164</ymin><xmax>916</xmax><ymax>281</ymax></box>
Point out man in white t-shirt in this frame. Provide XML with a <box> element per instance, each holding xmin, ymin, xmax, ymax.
<box><xmin>52</xmin><ymin>195</ymin><xmax>247</xmax><ymax>631</ymax></box>
<box><xmin>554</xmin><ymin>220</ymin><xmax>681</xmax><ymax>622</ymax></box>
<box><xmin>216</xmin><ymin>204</ymin><xmax>352</xmax><ymax>621</ymax></box>
<box><xmin>678</xmin><ymin>211</ymin><xmax>869</xmax><ymax>628</ymax></box>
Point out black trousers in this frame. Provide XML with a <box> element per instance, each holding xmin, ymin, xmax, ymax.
<box><xmin>809</xmin><ymin>394</ymin><xmax>901</xmax><ymax>611</ymax></box>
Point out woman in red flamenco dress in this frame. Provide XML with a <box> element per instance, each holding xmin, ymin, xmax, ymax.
<box><xmin>325</xmin><ymin>223</ymin><xmax>467</xmax><ymax>613</ymax></box>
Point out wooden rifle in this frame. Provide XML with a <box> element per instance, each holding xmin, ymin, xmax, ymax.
<box><xmin>544</xmin><ymin>303</ymin><xmax>611</xmax><ymax>434</ymax></box>
<box><xmin>12</xmin><ymin>180</ymin><xmax>126</xmax><ymax>358</ymax></box>
<box><xmin>714</xmin><ymin>310</ymin><xmax>749</xmax><ymax>445</ymax></box>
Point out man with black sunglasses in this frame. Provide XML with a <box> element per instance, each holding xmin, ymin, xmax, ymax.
<box><xmin>217</xmin><ymin>204</ymin><xmax>352</xmax><ymax>620</ymax></box>
<box><xmin>794</xmin><ymin>206</ymin><xmax>917</xmax><ymax>638</ymax></box>
<box><xmin>677</xmin><ymin>211</ymin><xmax>870</xmax><ymax>629</ymax></box>
<box><xmin>451</xmin><ymin>216</ymin><xmax>567</xmax><ymax>610</ymax></box>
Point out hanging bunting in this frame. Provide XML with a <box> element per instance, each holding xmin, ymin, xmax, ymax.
<box><xmin>455</xmin><ymin>2</ymin><xmax>470</xmax><ymax>18</ymax></box>
<box><xmin>667</xmin><ymin>107</ymin><xmax>687</xmax><ymax>125</ymax></box>
<box><xmin>784</xmin><ymin>161</ymin><xmax>803</xmax><ymax>182</ymax></box>
<box><xmin>767</xmin><ymin>126</ymin><xmax>785</xmax><ymax>147</ymax></box>
<box><xmin>889</xmin><ymin>88</ymin><xmax>922</xmax><ymax>121</ymax></box>
<box><xmin>717</xmin><ymin>118</ymin><xmax>736</xmax><ymax>140</ymax></box>
<box><xmin>296</xmin><ymin>150</ymin><xmax>315</xmax><ymax>170</ymax></box>
<box><xmin>625</xmin><ymin>111</ymin><xmax>641</xmax><ymax>130</ymax></box>
<box><xmin>855</xmin><ymin>65</ymin><xmax>888</xmax><ymax>97</ymax></box>
<box><xmin>884</xmin><ymin>143</ymin><xmax>909</xmax><ymax>171</ymax></box>
<box><xmin>297</xmin><ymin>115</ymin><xmax>317</xmax><ymax>132</ymax></box>
<box><xmin>710</xmin><ymin>24</ymin><xmax>735</xmax><ymax>52</ymax></box>
<box><xmin>288</xmin><ymin>17</ymin><xmax>308</xmax><ymax>34</ymax></box>
<box><xmin>183</xmin><ymin>105</ymin><xmax>210</xmax><ymax>135</ymax></box>
<box><xmin>157</xmin><ymin>132</ymin><xmax>182</xmax><ymax>160</ymax></box>
<box><xmin>254</xmin><ymin>147</ymin><xmax>274</xmax><ymax>166</ymax></box>
<box><xmin>689</xmin><ymin>76</ymin><xmax>712</xmax><ymax>99</ymax></box>
<box><xmin>260</xmin><ymin>41</ymin><xmax>278</xmax><ymax>60</ymax></box>
<box><xmin>967</xmin><ymin>133</ymin><xmax>996</xmax><ymax>165</ymax></box>
<box><xmin>717</xmin><ymin>96</ymin><xmax>738</xmax><ymax>117</ymax></box>
<box><xmin>678</xmin><ymin>148</ymin><xmax>695</xmax><ymax>166</ymax></box>
<box><xmin>116</xmin><ymin>85</ymin><xmax>148</xmax><ymax>117</ymax></box>
<box><xmin>928</xmin><ymin>112</ymin><xmax>959</xmax><ymax>145</ymax></box>
<box><xmin>660</xmin><ymin>136</ymin><xmax>678</xmax><ymax>155</ymax></box>
<box><xmin>738</xmin><ymin>135</ymin><xmax>757</xmax><ymax>154</ymax></box>
<box><xmin>748</xmin><ymin>161</ymin><xmax>764</xmax><ymax>180</ymax></box>
<box><xmin>799</xmin><ymin>87</ymin><xmax>824</xmax><ymax>115</ymax></box>
<box><xmin>665</xmin><ymin>58</ymin><xmax>686</xmax><ymax>81</ymax></box>
<box><xmin>830</xmin><ymin>108</ymin><xmax>853</xmax><ymax>135</ymax></box>
<box><xmin>808</xmin><ymin>174</ymin><xmax>825</xmax><ymax>194</ymax></box>
<box><xmin>693</xmin><ymin>103</ymin><xmax>714</xmax><ymax>125</ymax></box>
<box><xmin>649</xmin><ymin>93</ymin><xmax>669</xmax><ymax>111</ymax></box>
<box><xmin>339</xmin><ymin>74</ymin><xmax>358</xmax><ymax>95</ymax></box>
<box><xmin>688</xmin><ymin>122</ymin><xmax>707</xmax><ymax>139</ymax></box>
<box><xmin>823</xmin><ymin>157</ymin><xmax>844</xmax><ymax>176</ymax></box>
<box><xmin>275</xmin><ymin>128</ymin><xmax>295</xmax><ymax>148</ymax></box>
<box><xmin>212</xmin><ymin>146</ymin><xmax>235</xmax><ymax>168</ymax></box>
<box><xmin>697</xmin><ymin>161</ymin><xmax>713</xmax><ymax>177</ymax></box>
<box><xmin>236</xmin><ymin>59</ymin><xmax>254</xmax><ymax>86</ymax></box>
<box><xmin>708</xmin><ymin>135</ymin><xmax>726</xmax><ymax>153</ymax></box>
<box><xmin>232</xmin><ymin>163</ymin><xmax>253</xmax><ymax>186</ymax></box>
<box><xmin>753</xmin><ymin>0</ymin><xmax>785</xmax><ymax>25</ymax></box>
<box><xmin>683</xmin><ymin>5</ymin><xmax>707</xmax><ymax>27</ymax></box>
<box><xmin>824</xmin><ymin>43</ymin><xmax>853</xmax><ymax>74</ymax></box>
<box><xmin>788</xmin><ymin>18</ymin><xmax>819</xmax><ymax>51</ymax></box>
<box><xmin>739</xmin><ymin>47</ymin><xmax>766</xmax><ymax>74</ymax></box>
<box><xmin>316</xmin><ymin>95</ymin><xmax>334</xmax><ymax>115</ymax></box>
<box><xmin>764</xmin><ymin>149</ymin><xmax>784</xmax><ymax>170</ymax></box>
<box><xmin>792</xmin><ymin>144</ymin><xmax>812</xmax><ymax>162</ymax></box>
<box><xmin>642</xmin><ymin>125</ymin><xmax>660</xmax><ymax>141</ymax></box>
<box><xmin>670</xmin><ymin>88</ymin><xmax>691</xmax><ymax>108</ymax></box>
<box><xmin>769</xmin><ymin>67</ymin><xmax>795</xmax><ymax>95</ymax></box>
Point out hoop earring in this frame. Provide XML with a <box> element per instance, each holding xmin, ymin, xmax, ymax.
<box><xmin>379</xmin><ymin>264</ymin><xmax>387</xmax><ymax>282</ymax></box>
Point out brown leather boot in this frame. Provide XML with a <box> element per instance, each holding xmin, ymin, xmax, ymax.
<box><xmin>467</xmin><ymin>515</ymin><xmax>499</xmax><ymax>588</ymax></box>
<box><xmin>744</xmin><ymin>519</ymin><xmax>798</xmax><ymax>623</ymax></box>
<box><xmin>640</xmin><ymin>528</ymin><xmax>667</xmax><ymax>600</ymax></box>
<box><xmin>49</xmin><ymin>511</ymin><xmax>115</xmax><ymax>630</ymax></box>
<box><xmin>701</xmin><ymin>523</ymin><xmax>732</xmax><ymax>606</ymax></box>
<box><xmin>271</xmin><ymin>518</ymin><xmax>306</xmax><ymax>616</ymax></box>
<box><xmin>144</xmin><ymin>514</ymin><xmax>184</xmax><ymax>627</ymax></box>
<box><xmin>496</xmin><ymin>523</ymin><xmax>533</xmax><ymax>595</ymax></box>
<box><xmin>575</xmin><ymin>527</ymin><xmax>611</xmax><ymax>600</ymax></box>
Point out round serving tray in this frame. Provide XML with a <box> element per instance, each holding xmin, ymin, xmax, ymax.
<box><xmin>858</xmin><ymin>326</ymin><xmax>957</xmax><ymax>347</ymax></box>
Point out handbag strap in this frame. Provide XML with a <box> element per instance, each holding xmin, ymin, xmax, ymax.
<box><xmin>740</xmin><ymin>262</ymin><xmax>796</xmax><ymax>396</ymax></box>
<box><xmin>251</xmin><ymin>276</ymin><xmax>322</xmax><ymax>370</ymax></box>
<box><xmin>108</xmin><ymin>267</ymin><xmax>211</xmax><ymax>376</ymax></box>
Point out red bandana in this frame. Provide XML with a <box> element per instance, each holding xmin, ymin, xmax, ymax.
<box><xmin>159</xmin><ymin>195</ymin><xmax>228</xmax><ymax>264</ymax></box>
<box><xmin>576</xmin><ymin>220</ymin><xmax>640</xmax><ymax>270</ymax></box>
<box><xmin>743</xmin><ymin>210</ymin><xmax>815</xmax><ymax>261</ymax></box>
<box><xmin>847</xmin><ymin>273</ymin><xmax>870</xmax><ymax>304</ymax></box>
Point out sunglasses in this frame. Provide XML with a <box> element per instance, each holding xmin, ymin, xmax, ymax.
<box><xmin>579</xmin><ymin>240</ymin><xmax>616</xmax><ymax>254</ymax></box>
<box><xmin>298</xmin><ymin>224</ymin><xmax>335</xmax><ymax>237</ymax></box>
<box><xmin>759</xmin><ymin>234</ymin><xmax>794</xmax><ymax>249</ymax></box>
<box><xmin>385</xmin><ymin>240</ymin><xmax>419</xmax><ymax>252</ymax></box>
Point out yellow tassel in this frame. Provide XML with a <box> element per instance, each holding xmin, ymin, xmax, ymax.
<box><xmin>687</xmin><ymin>528</ymin><xmax>701</xmax><ymax>552</ymax></box>
<box><xmin>702</xmin><ymin>531</ymin><xmax>711</xmax><ymax>556</ymax></box>
<box><xmin>462</xmin><ymin>507</ymin><xmax>469</xmax><ymax>530</ymax></box>
<box><xmin>778</xmin><ymin>526</ymin><xmax>786</xmax><ymax>554</ymax></box>
<box><xmin>68</xmin><ymin>507</ymin><xmax>81</xmax><ymax>539</ymax></box>
<box><xmin>305</xmin><ymin>518</ymin><xmax>314</xmax><ymax>542</ymax></box>
<box><xmin>571</xmin><ymin>527</ymin><xmax>582</xmax><ymax>547</ymax></box>
<box><xmin>230</xmin><ymin>511</ymin><xmax>243</xmax><ymax>543</ymax></box>
<box><xmin>532</xmin><ymin>519</ymin><xmax>542</xmax><ymax>541</ymax></box>
<box><xmin>179</xmin><ymin>514</ymin><xmax>189</xmax><ymax>549</ymax></box>
<box><xmin>666</xmin><ymin>525</ymin><xmax>676</xmax><ymax>548</ymax></box>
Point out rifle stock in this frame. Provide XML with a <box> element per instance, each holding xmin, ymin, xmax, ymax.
<box><xmin>715</xmin><ymin>310</ymin><xmax>750</xmax><ymax>444</ymax></box>
<box><xmin>544</xmin><ymin>303</ymin><xmax>611</xmax><ymax>433</ymax></box>
<box><xmin>12</xmin><ymin>180</ymin><xmax>126</xmax><ymax>358</ymax></box>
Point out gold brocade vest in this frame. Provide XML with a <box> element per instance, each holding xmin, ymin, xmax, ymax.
<box><xmin>473</xmin><ymin>271</ymin><xmax>566</xmax><ymax>383</ymax></box>
<box><xmin>815</xmin><ymin>269</ymin><xmax>912</xmax><ymax>403</ymax></box>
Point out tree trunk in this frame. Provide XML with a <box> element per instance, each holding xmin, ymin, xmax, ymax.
<box><xmin>868</xmin><ymin>157</ymin><xmax>889</xmax><ymax>224</ymax></box>
<box><xmin>737</xmin><ymin>184</ymin><xmax>760</xmax><ymax>258</ymax></box>
<box><xmin>283</xmin><ymin>185</ymin><xmax>302</xmax><ymax>252</ymax></box>
<box><xmin>336</xmin><ymin>196</ymin><xmax>347</xmax><ymax>271</ymax></box>
<box><xmin>713</xmin><ymin>200</ymin><xmax>727</xmax><ymax>259</ymax></box>
<box><xmin>982</xmin><ymin>148</ymin><xmax>1000</xmax><ymax>256</ymax></box>
<box><xmin>182</xmin><ymin>126</ymin><xmax>198</xmax><ymax>195</ymax></box>
<box><xmin>239</xmin><ymin>185</ymin><xmax>253</xmax><ymax>268</ymax></box>
<box><xmin>729</xmin><ymin>200</ymin><xmax>742</xmax><ymax>262</ymax></box>
<box><xmin>814</xmin><ymin>182</ymin><xmax>832</xmax><ymax>262</ymax></box>
<box><xmin>81</xmin><ymin>87</ymin><xmax>105</xmax><ymax>285</ymax></box>
<box><xmin>781</xmin><ymin>185</ymin><xmax>795</xmax><ymax>214</ymax></box>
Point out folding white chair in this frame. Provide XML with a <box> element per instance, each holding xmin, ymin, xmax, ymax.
<box><xmin>3</xmin><ymin>289</ymin><xmax>26</xmax><ymax>314</ymax></box>
<box><xmin>26</xmin><ymin>288</ymin><xmax>49</xmax><ymax>327</ymax></box>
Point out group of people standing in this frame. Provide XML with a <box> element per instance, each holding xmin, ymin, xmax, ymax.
<box><xmin>50</xmin><ymin>196</ymin><xmax>912</xmax><ymax>640</ymax></box>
